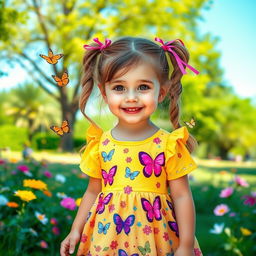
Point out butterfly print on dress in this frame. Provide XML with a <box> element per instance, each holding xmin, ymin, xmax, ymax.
<box><xmin>96</xmin><ymin>192</ymin><xmax>113</xmax><ymax>214</ymax></box>
<box><xmin>118</xmin><ymin>249</ymin><xmax>139</xmax><ymax>256</ymax></box>
<box><xmin>113</xmin><ymin>213</ymin><xmax>135</xmax><ymax>235</ymax></box>
<box><xmin>168</xmin><ymin>221</ymin><xmax>179</xmax><ymax>237</ymax></box>
<box><xmin>166</xmin><ymin>199</ymin><xmax>176</xmax><ymax>219</ymax></box>
<box><xmin>125</xmin><ymin>167</ymin><xmax>140</xmax><ymax>180</ymax></box>
<box><xmin>141</xmin><ymin>196</ymin><xmax>162</xmax><ymax>222</ymax></box>
<box><xmin>98</xmin><ymin>221</ymin><xmax>111</xmax><ymax>235</ymax></box>
<box><xmin>138</xmin><ymin>152</ymin><xmax>165</xmax><ymax>177</ymax></box>
<box><xmin>101</xmin><ymin>166</ymin><xmax>117</xmax><ymax>186</ymax></box>
<box><xmin>101</xmin><ymin>149</ymin><xmax>115</xmax><ymax>162</ymax></box>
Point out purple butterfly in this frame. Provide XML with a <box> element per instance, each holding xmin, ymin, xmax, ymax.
<box><xmin>166</xmin><ymin>199</ymin><xmax>176</xmax><ymax>219</ymax></box>
<box><xmin>141</xmin><ymin>196</ymin><xmax>162</xmax><ymax>222</ymax></box>
<box><xmin>96</xmin><ymin>192</ymin><xmax>113</xmax><ymax>214</ymax></box>
<box><xmin>113</xmin><ymin>213</ymin><xmax>135</xmax><ymax>235</ymax></box>
<box><xmin>168</xmin><ymin>221</ymin><xmax>179</xmax><ymax>237</ymax></box>
<box><xmin>118</xmin><ymin>249</ymin><xmax>139</xmax><ymax>256</ymax></box>
<box><xmin>101</xmin><ymin>165</ymin><xmax>117</xmax><ymax>186</ymax></box>
<box><xmin>138</xmin><ymin>152</ymin><xmax>165</xmax><ymax>177</ymax></box>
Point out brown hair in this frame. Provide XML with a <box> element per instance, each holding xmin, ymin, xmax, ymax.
<box><xmin>79</xmin><ymin>36</ymin><xmax>197</xmax><ymax>153</ymax></box>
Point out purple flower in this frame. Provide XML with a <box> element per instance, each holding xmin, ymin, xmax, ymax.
<box><xmin>17</xmin><ymin>165</ymin><xmax>29</xmax><ymax>173</ymax></box>
<box><xmin>219</xmin><ymin>187</ymin><xmax>234</xmax><ymax>198</ymax></box>
<box><xmin>60</xmin><ymin>197</ymin><xmax>77</xmax><ymax>210</ymax></box>
<box><xmin>43</xmin><ymin>170</ymin><xmax>52</xmax><ymax>178</ymax></box>
<box><xmin>242</xmin><ymin>192</ymin><xmax>256</xmax><ymax>206</ymax></box>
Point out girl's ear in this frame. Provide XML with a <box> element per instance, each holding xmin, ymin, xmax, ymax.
<box><xmin>158</xmin><ymin>84</ymin><xmax>169</xmax><ymax>103</ymax></box>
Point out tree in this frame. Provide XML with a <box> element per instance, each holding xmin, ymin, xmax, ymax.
<box><xmin>0</xmin><ymin>0</ymin><xmax>215</xmax><ymax>151</ymax></box>
<box><xmin>5</xmin><ymin>83</ymin><xmax>60</xmax><ymax>142</ymax></box>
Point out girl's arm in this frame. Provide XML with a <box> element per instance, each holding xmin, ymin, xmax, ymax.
<box><xmin>169</xmin><ymin>175</ymin><xmax>195</xmax><ymax>252</ymax></box>
<box><xmin>71</xmin><ymin>177</ymin><xmax>102</xmax><ymax>233</ymax></box>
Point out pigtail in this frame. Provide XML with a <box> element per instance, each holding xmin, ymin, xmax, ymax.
<box><xmin>79</xmin><ymin>47</ymin><xmax>102</xmax><ymax>128</ymax></box>
<box><xmin>166</xmin><ymin>41</ymin><xmax>198</xmax><ymax>153</ymax></box>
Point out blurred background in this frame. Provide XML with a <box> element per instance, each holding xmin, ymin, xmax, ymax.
<box><xmin>0</xmin><ymin>0</ymin><xmax>255</xmax><ymax>255</ymax></box>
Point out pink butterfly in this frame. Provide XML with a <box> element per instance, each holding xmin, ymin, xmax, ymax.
<box><xmin>141</xmin><ymin>196</ymin><xmax>162</xmax><ymax>222</ymax></box>
<box><xmin>101</xmin><ymin>165</ymin><xmax>117</xmax><ymax>186</ymax></box>
<box><xmin>138</xmin><ymin>152</ymin><xmax>165</xmax><ymax>177</ymax></box>
<box><xmin>96</xmin><ymin>192</ymin><xmax>113</xmax><ymax>214</ymax></box>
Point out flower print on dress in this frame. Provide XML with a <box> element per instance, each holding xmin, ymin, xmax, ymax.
<box><xmin>113</xmin><ymin>213</ymin><xmax>135</xmax><ymax>235</ymax></box>
<box><xmin>118</xmin><ymin>249</ymin><xmax>139</xmax><ymax>256</ymax></box>
<box><xmin>125</xmin><ymin>167</ymin><xmax>140</xmax><ymax>180</ymax></box>
<box><xmin>141</xmin><ymin>196</ymin><xmax>162</xmax><ymax>222</ymax></box>
<box><xmin>98</xmin><ymin>221</ymin><xmax>111</xmax><ymax>235</ymax></box>
<box><xmin>101</xmin><ymin>149</ymin><xmax>115</xmax><ymax>162</ymax></box>
<box><xmin>96</xmin><ymin>193</ymin><xmax>113</xmax><ymax>214</ymax></box>
<box><xmin>102</xmin><ymin>166</ymin><xmax>117</xmax><ymax>186</ymax></box>
<box><xmin>102</xmin><ymin>138</ymin><xmax>110</xmax><ymax>146</ymax></box>
<box><xmin>138</xmin><ymin>152</ymin><xmax>165</xmax><ymax>177</ymax></box>
<box><xmin>153</xmin><ymin>137</ymin><xmax>162</xmax><ymax>144</ymax></box>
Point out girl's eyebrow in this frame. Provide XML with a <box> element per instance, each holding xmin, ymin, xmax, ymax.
<box><xmin>111</xmin><ymin>79</ymin><xmax>154</xmax><ymax>84</ymax></box>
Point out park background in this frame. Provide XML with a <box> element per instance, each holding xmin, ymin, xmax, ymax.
<box><xmin>0</xmin><ymin>0</ymin><xmax>255</xmax><ymax>255</ymax></box>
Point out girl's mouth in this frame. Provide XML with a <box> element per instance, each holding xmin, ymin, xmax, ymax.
<box><xmin>122</xmin><ymin>107</ymin><xmax>143</xmax><ymax>114</ymax></box>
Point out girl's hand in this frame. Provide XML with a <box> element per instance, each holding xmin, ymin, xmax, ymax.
<box><xmin>174</xmin><ymin>246</ymin><xmax>195</xmax><ymax>256</ymax></box>
<box><xmin>60</xmin><ymin>229</ymin><xmax>81</xmax><ymax>256</ymax></box>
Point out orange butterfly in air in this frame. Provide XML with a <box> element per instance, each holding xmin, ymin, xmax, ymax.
<box><xmin>184</xmin><ymin>117</ymin><xmax>196</xmax><ymax>129</ymax></box>
<box><xmin>39</xmin><ymin>49</ymin><xmax>64</xmax><ymax>65</ymax></box>
<box><xmin>52</xmin><ymin>71</ymin><xmax>69</xmax><ymax>87</ymax></box>
<box><xmin>50</xmin><ymin>120</ymin><xmax>70</xmax><ymax>136</ymax></box>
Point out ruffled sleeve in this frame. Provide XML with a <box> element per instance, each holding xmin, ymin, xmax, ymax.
<box><xmin>165</xmin><ymin>126</ymin><xmax>198</xmax><ymax>180</ymax></box>
<box><xmin>79</xmin><ymin>123</ymin><xmax>103</xmax><ymax>179</ymax></box>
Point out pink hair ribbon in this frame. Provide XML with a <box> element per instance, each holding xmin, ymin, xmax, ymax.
<box><xmin>83</xmin><ymin>38</ymin><xmax>112</xmax><ymax>51</ymax></box>
<box><xmin>155</xmin><ymin>37</ymin><xmax>199</xmax><ymax>76</ymax></box>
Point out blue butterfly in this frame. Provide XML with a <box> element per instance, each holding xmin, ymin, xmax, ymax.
<box><xmin>98</xmin><ymin>221</ymin><xmax>111</xmax><ymax>235</ymax></box>
<box><xmin>125</xmin><ymin>167</ymin><xmax>140</xmax><ymax>180</ymax></box>
<box><xmin>113</xmin><ymin>213</ymin><xmax>135</xmax><ymax>235</ymax></box>
<box><xmin>101</xmin><ymin>149</ymin><xmax>115</xmax><ymax>162</ymax></box>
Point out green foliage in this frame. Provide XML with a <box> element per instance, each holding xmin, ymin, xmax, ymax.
<box><xmin>0</xmin><ymin>125</ymin><xmax>27</xmax><ymax>151</ymax></box>
<box><xmin>32</xmin><ymin>133</ymin><xmax>60</xmax><ymax>150</ymax></box>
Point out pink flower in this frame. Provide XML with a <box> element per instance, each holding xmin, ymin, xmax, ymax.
<box><xmin>52</xmin><ymin>226</ymin><xmax>60</xmax><ymax>235</ymax></box>
<box><xmin>234</xmin><ymin>176</ymin><xmax>249</xmax><ymax>187</ymax></box>
<box><xmin>81</xmin><ymin>234</ymin><xmax>88</xmax><ymax>243</ymax></box>
<box><xmin>110</xmin><ymin>240</ymin><xmax>118</xmax><ymax>250</ymax></box>
<box><xmin>17</xmin><ymin>165</ymin><xmax>29</xmax><ymax>173</ymax></box>
<box><xmin>163</xmin><ymin>232</ymin><xmax>169</xmax><ymax>241</ymax></box>
<box><xmin>219</xmin><ymin>187</ymin><xmax>234</xmax><ymax>198</ymax></box>
<box><xmin>40</xmin><ymin>240</ymin><xmax>48</xmax><ymax>248</ymax></box>
<box><xmin>242</xmin><ymin>192</ymin><xmax>256</xmax><ymax>206</ymax></box>
<box><xmin>214</xmin><ymin>204</ymin><xmax>230</xmax><ymax>216</ymax></box>
<box><xmin>108</xmin><ymin>204</ymin><xmax>115</xmax><ymax>213</ymax></box>
<box><xmin>60</xmin><ymin>197</ymin><xmax>77</xmax><ymax>210</ymax></box>
<box><xmin>43</xmin><ymin>170</ymin><xmax>52</xmax><ymax>178</ymax></box>
<box><xmin>154</xmin><ymin>227</ymin><xmax>160</xmax><ymax>234</ymax></box>
<box><xmin>229</xmin><ymin>212</ymin><xmax>236</xmax><ymax>217</ymax></box>
<box><xmin>50</xmin><ymin>218</ymin><xmax>58</xmax><ymax>225</ymax></box>
<box><xmin>120</xmin><ymin>201</ymin><xmax>126</xmax><ymax>208</ymax></box>
<box><xmin>126</xmin><ymin>157</ymin><xmax>132</xmax><ymax>163</ymax></box>
<box><xmin>124</xmin><ymin>241</ymin><xmax>129</xmax><ymax>248</ymax></box>
<box><xmin>0</xmin><ymin>159</ymin><xmax>6</xmax><ymax>165</ymax></box>
<box><xmin>143</xmin><ymin>225</ymin><xmax>152</xmax><ymax>235</ymax></box>
<box><xmin>153</xmin><ymin>137</ymin><xmax>161</xmax><ymax>144</ymax></box>
<box><xmin>102</xmin><ymin>139</ymin><xmax>110</xmax><ymax>146</ymax></box>
<box><xmin>123</xmin><ymin>148</ymin><xmax>129</xmax><ymax>153</ymax></box>
<box><xmin>124</xmin><ymin>185</ymin><xmax>133</xmax><ymax>194</ymax></box>
<box><xmin>194</xmin><ymin>248</ymin><xmax>202</xmax><ymax>256</ymax></box>
<box><xmin>95</xmin><ymin>245</ymin><xmax>101</xmax><ymax>252</ymax></box>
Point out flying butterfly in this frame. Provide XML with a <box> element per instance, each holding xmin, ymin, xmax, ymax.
<box><xmin>52</xmin><ymin>71</ymin><xmax>69</xmax><ymax>87</ymax></box>
<box><xmin>50</xmin><ymin>120</ymin><xmax>70</xmax><ymax>136</ymax></box>
<box><xmin>39</xmin><ymin>48</ymin><xmax>64</xmax><ymax>65</ymax></box>
<box><xmin>183</xmin><ymin>117</ymin><xmax>196</xmax><ymax>129</ymax></box>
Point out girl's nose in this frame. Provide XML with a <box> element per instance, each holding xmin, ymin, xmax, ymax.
<box><xmin>125</xmin><ymin>90</ymin><xmax>138</xmax><ymax>102</ymax></box>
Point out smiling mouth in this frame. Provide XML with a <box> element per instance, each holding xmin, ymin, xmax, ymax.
<box><xmin>121</xmin><ymin>107</ymin><xmax>143</xmax><ymax>114</ymax></box>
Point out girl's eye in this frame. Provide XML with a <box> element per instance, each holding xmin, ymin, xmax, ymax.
<box><xmin>113</xmin><ymin>85</ymin><xmax>124</xmax><ymax>91</ymax></box>
<box><xmin>138</xmin><ymin>84</ymin><xmax>150</xmax><ymax>90</ymax></box>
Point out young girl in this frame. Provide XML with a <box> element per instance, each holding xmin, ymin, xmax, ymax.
<box><xmin>60</xmin><ymin>36</ymin><xmax>202</xmax><ymax>256</ymax></box>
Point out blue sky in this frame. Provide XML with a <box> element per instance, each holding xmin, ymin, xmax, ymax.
<box><xmin>0</xmin><ymin>0</ymin><xmax>255</xmax><ymax>101</ymax></box>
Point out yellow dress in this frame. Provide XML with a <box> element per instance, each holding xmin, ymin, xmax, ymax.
<box><xmin>77</xmin><ymin>124</ymin><xmax>202</xmax><ymax>256</ymax></box>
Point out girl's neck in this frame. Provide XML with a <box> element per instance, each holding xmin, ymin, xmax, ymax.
<box><xmin>112</xmin><ymin>120</ymin><xmax>159</xmax><ymax>141</ymax></box>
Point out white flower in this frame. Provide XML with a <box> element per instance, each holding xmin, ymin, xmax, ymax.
<box><xmin>0</xmin><ymin>195</ymin><xmax>8</xmax><ymax>206</ymax></box>
<box><xmin>35</xmin><ymin>211</ymin><xmax>48</xmax><ymax>225</ymax></box>
<box><xmin>55</xmin><ymin>174</ymin><xmax>66</xmax><ymax>183</ymax></box>
<box><xmin>210</xmin><ymin>223</ymin><xmax>225</xmax><ymax>234</ymax></box>
<box><xmin>56</xmin><ymin>192</ymin><xmax>67</xmax><ymax>198</ymax></box>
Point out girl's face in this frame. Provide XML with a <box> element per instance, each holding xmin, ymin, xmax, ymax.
<box><xmin>102</xmin><ymin>62</ymin><xmax>168</xmax><ymax>127</ymax></box>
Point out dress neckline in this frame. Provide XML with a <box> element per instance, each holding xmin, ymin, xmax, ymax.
<box><xmin>107</xmin><ymin>127</ymin><xmax>162</xmax><ymax>145</ymax></box>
